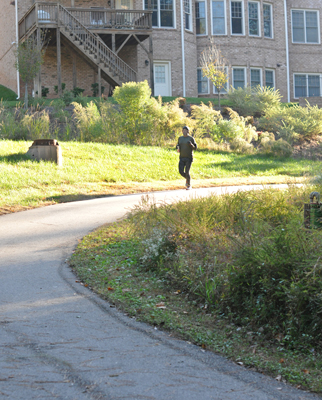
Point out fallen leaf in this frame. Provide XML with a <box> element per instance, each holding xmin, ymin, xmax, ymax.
<box><xmin>275</xmin><ymin>375</ymin><xmax>282</xmax><ymax>381</ymax></box>
<box><xmin>237</xmin><ymin>361</ymin><xmax>243</xmax><ymax>366</ymax></box>
<box><xmin>84</xmin><ymin>284</ymin><xmax>88</xmax><ymax>287</ymax></box>
<box><xmin>201</xmin><ymin>344</ymin><xmax>206</xmax><ymax>349</ymax></box>
<box><xmin>136</xmin><ymin>308</ymin><xmax>142</xmax><ymax>313</ymax></box>
<box><xmin>302</xmin><ymin>369</ymin><xmax>310</xmax><ymax>374</ymax></box>
<box><xmin>139</xmin><ymin>291</ymin><xmax>145</xmax><ymax>297</ymax></box>
<box><xmin>122</xmin><ymin>288</ymin><xmax>131</xmax><ymax>292</ymax></box>
<box><xmin>173</xmin><ymin>290</ymin><xmax>181</xmax><ymax>295</ymax></box>
<box><xmin>108</xmin><ymin>287</ymin><xmax>114</xmax><ymax>291</ymax></box>
<box><xmin>156</xmin><ymin>302</ymin><xmax>166</xmax><ymax>308</ymax></box>
<box><xmin>275</xmin><ymin>333</ymin><xmax>284</xmax><ymax>342</ymax></box>
<box><xmin>183</xmin><ymin>311</ymin><xmax>188</xmax><ymax>314</ymax></box>
<box><xmin>279</xmin><ymin>358</ymin><xmax>285</xmax><ymax>363</ymax></box>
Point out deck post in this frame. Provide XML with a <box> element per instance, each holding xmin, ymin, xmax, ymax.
<box><xmin>57</xmin><ymin>27</ymin><xmax>62</xmax><ymax>97</ymax></box>
<box><xmin>98</xmin><ymin>67</ymin><xmax>102</xmax><ymax>97</ymax></box>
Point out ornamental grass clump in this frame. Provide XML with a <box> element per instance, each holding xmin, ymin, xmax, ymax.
<box><xmin>129</xmin><ymin>185</ymin><xmax>322</xmax><ymax>348</ymax></box>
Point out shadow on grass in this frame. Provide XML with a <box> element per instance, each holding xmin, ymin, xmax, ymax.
<box><xmin>207</xmin><ymin>154</ymin><xmax>299</xmax><ymax>175</ymax></box>
<box><xmin>45</xmin><ymin>193</ymin><xmax>115</xmax><ymax>204</ymax></box>
<box><xmin>0</xmin><ymin>152</ymin><xmax>31</xmax><ymax>163</ymax></box>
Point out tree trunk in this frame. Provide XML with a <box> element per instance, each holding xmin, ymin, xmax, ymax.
<box><xmin>218</xmin><ymin>89</ymin><xmax>221</xmax><ymax>111</ymax></box>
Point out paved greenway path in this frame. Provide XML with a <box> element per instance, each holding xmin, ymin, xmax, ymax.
<box><xmin>1</xmin><ymin>185</ymin><xmax>321</xmax><ymax>400</ymax></box>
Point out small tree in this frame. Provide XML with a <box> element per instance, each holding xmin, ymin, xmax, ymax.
<box><xmin>200</xmin><ymin>41</ymin><xmax>229</xmax><ymax>110</ymax></box>
<box><xmin>14</xmin><ymin>33</ymin><xmax>47</xmax><ymax>108</ymax></box>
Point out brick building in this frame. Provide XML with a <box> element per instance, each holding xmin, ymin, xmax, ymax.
<box><xmin>0</xmin><ymin>0</ymin><xmax>322</xmax><ymax>102</ymax></box>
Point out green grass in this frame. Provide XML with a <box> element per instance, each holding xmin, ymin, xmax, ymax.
<box><xmin>0</xmin><ymin>140</ymin><xmax>316</xmax><ymax>213</ymax></box>
<box><xmin>0</xmin><ymin>85</ymin><xmax>18</xmax><ymax>102</ymax></box>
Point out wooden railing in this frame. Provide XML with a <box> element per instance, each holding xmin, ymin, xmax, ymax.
<box><xmin>19</xmin><ymin>2</ymin><xmax>152</xmax><ymax>38</ymax></box>
<box><xmin>67</xmin><ymin>8</ymin><xmax>152</xmax><ymax>30</ymax></box>
<box><xmin>18</xmin><ymin>2</ymin><xmax>152</xmax><ymax>83</ymax></box>
<box><xmin>58</xmin><ymin>5</ymin><xmax>137</xmax><ymax>82</ymax></box>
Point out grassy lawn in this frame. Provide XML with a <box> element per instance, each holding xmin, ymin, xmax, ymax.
<box><xmin>0</xmin><ymin>140</ymin><xmax>315</xmax><ymax>214</ymax></box>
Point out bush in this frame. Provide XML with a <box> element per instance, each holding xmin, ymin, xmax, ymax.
<box><xmin>229</xmin><ymin>137</ymin><xmax>254</xmax><ymax>153</ymax></box>
<box><xmin>72</xmin><ymin>87</ymin><xmax>85</xmax><ymax>97</ymax></box>
<box><xmin>190</xmin><ymin>102</ymin><xmax>222</xmax><ymax>140</ymax></box>
<box><xmin>62</xmin><ymin>90</ymin><xmax>74</xmax><ymax>106</ymax></box>
<box><xmin>227</xmin><ymin>86</ymin><xmax>282</xmax><ymax>116</ymax></box>
<box><xmin>258</xmin><ymin>103</ymin><xmax>322</xmax><ymax>144</ymax></box>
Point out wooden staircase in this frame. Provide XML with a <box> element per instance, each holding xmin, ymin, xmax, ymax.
<box><xmin>58</xmin><ymin>5</ymin><xmax>137</xmax><ymax>86</ymax></box>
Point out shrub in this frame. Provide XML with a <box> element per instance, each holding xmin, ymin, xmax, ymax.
<box><xmin>258</xmin><ymin>103</ymin><xmax>322</xmax><ymax>144</ymax></box>
<box><xmin>229</xmin><ymin>137</ymin><xmax>254</xmax><ymax>153</ymax></box>
<box><xmin>227</xmin><ymin>86</ymin><xmax>282</xmax><ymax>116</ymax></box>
<box><xmin>72</xmin><ymin>87</ymin><xmax>85</xmax><ymax>97</ymax></box>
<box><xmin>72</xmin><ymin>101</ymin><xmax>103</xmax><ymax>142</ymax></box>
<box><xmin>62</xmin><ymin>90</ymin><xmax>74</xmax><ymax>106</ymax></box>
<box><xmin>54</xmin><ymin>83</ymin><xmax>66</xmax><ymax>94</ymax></box>
<box><xmin>91</xmin><ymin>83</ymin><xmax>105</xmax><ymax>97</ymax></box>
<box><xmin>190</xmin><ymin>102</ymin><xmax>222</xmax><ymax>140</ymax></box>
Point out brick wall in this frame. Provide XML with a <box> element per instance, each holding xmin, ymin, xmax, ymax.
<box><xmin>0</xmin><ymin>0</ymin><xmax>17</xmax><ymax>94</ymax></box>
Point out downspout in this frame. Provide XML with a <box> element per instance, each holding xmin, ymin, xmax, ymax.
<box><xmin>284</xmin><ymin>0</ymin><xmax>290</xmax><ymax>102</ymax></box>
<box><xmin>180</xmin><ymin>0</ymin><xmax>186</xmax><ymax>96</ymax></box>
<box><xmin>15</xmin><ymin>0</ymin><xmax>20</xmax><ymax>99</ymax></box>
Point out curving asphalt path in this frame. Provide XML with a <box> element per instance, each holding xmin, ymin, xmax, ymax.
<box><xmin>0</xmin><ymin>185</ymin><xmax>321</xmax><ymax>400</ymax></box>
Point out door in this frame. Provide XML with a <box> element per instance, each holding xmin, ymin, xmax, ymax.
<box><xmin>153</xmin><ymin>62</ymin><xmax>171</xmax><ymax>97</ymax></box>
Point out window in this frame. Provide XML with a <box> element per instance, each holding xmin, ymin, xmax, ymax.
<box><xmin>249</xmin><ymin>1</ymin><xmax>259</xmax><ymax>36</ymax></box>
<box><xmin>294</xmin><ymin>74</ymin><xmax>321</xmax><ymax>98</ymax></box>
<box><xmin>231</xmin><ymin>1</ymin><xmax>244</xmax><ymax>35</ymax></box>
<box><xmin>197</xmin><ymin>69</ymin><xmax>209</xmax><ymax>94</ymax></box>
<box><xmin>263</xmin><ymin>3</ymin><xmax>273</xmax><ymax>38</ymax></box>
<box><xmin>250</xmin><ymin>68</ymin><xmax>261</xmax><ymax>88</ymax></box>
<box><xmin>184</xmin><ymin>0</ymin><xmax>192</xmax><ymax>30</ymax></box>
<box><xmin>265</xmin><ymin>69</ymin><xmax>274</xmax><ymax>89</ymax></box>
<box><xmin>145</xmin><ymin>0</ymin><xmax>174</xmax><ymax>28</ymax></box>
<box><xmin>212</xmin><ymin>1</ymin><xmax>226</xmax><ymax>35</ymax></box>
<box><xmin>233</xmin><ymin>67</ymin><xmax>246</xmax><ymax>88</ymax></box>
<box><xmin>196</xmin><ymin>1</ymin><xmax>206</xmax><ymax>35</ymax></box>
<box><xmin>214</xmin><ymin>66</ymin><xmax>229</xmax><ymax>93</ymax></box>
<box><xmin>292</xmin><ymin>10</ymin><xmax>319</xmax><ymax>43</ymax></box>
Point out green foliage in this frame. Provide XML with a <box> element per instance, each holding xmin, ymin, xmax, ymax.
<box><xmin>62</xmin><ymin>90</ymin><xmax>74</xmax><ymax>106</ymax></box>
<box><xmin>72</xmin><ymin>87</ymin><xmax>85</xmax><ymax>97</ymax></box>
<box><xmin>41</xmin><ymin>87</ymin><xmax>49</xmax><ymax>97</ymax></box>
<box><xmin>54</xmin><ymin>83</ymin><xmax>66</xmax><ymax>94</ymax></box>
<box><xmin>21</xmin><ymin>111</ymin><xmax>50</xmax><ymax>140</ymax></box>
<box><xmin>227</xmin><ymin>86</ymin><xmax>282</xmax><ymax>116</ymax></box>
<box><xmin>91</xmin><ymin>83</ymin><xmax>105</xmax><ymax>97</ymax></box>
<box><xmin>258</xmin><ymin>103</ymin><xmax>322</xmax><ymax>144</ymax></box>
<box><xmin>190</xmin><ymin>102</ymin><xmax>222</xmax><ymax>140</ymax></box>
<box><xmin>130</xmin><ymin>186</ymin><xmax>322</xmax><ymax>347</ymax></box>
<box><xmin>72</xmin><ymin>101</ymin><xmax>102</xmax><ymax>142</ymax></box>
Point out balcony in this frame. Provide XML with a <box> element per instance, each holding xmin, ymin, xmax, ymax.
<box><xmin>19</xmin><ymin>1</ymin><xmax>152</xmax><ymax>40</ymax></box>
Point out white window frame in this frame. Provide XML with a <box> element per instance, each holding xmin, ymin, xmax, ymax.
<box><xmin>196</xmin><ymin>0</ymin><xmax>207</xmax><ymax>35</ymax></box>
<box><xmin>144</xmin><ymin>0</ymin><xmax>176</xmax><ymax>29</ymax></box>
<box><xmin>293</xmin><ymin>73</ymin><xmax>321</xmax><ymax>99</ymax></box>
<box><xmin>184</xmin><ymin>0</ymin><xmax>193</xmax><ymax>31</ymax></box>
<box><xmin>211</xmin><ymin>0</ymin><xmax>227</xmax><ymax>35</ymax></box>
<box><xmin>265</xmin><ymin>69</ymin><xmax>275</xmax><ymax>89</ymax></box>
<box><xmin>232</xmin><ymin>66</ymin><xmax>247</xmax><ymax>89</ymax></box>
<box><xmin>263</xmin><ymin>2</ymin><xmax>273</xmax><ymax>39</ymax></box>
<box><xmin>248</xmin><ymin>1</ymin><xmax>260</xmax><ymax>37</ymax></box>
<box><xmin>250</xmin><ymin>67</ymin><xmax>262</xmax><ymax>88</ymax></box>
<box><xmin>291</xmin><ymin>9</ymin><xmax>320</xmax><ymax>44</ymax></box>
<box><xmin>213</xmin><ymin>66</ymin><xmax>229</xmax><ymax>94</ymax></box>
<box><xmin>197</xmin><ymin>68</ymin><xmax>210</xmax><ymax>94</ymax></box>
<box><xmin>230</xmin><ymin>0</ymin><xmax>245</xmax><ymax>36</ymax></box>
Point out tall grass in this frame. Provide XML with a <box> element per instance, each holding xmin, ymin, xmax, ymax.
<box><xmin>129</xmin><ymin>185</ymin><xmax>322</xmax><ymax>348</ymax></box>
